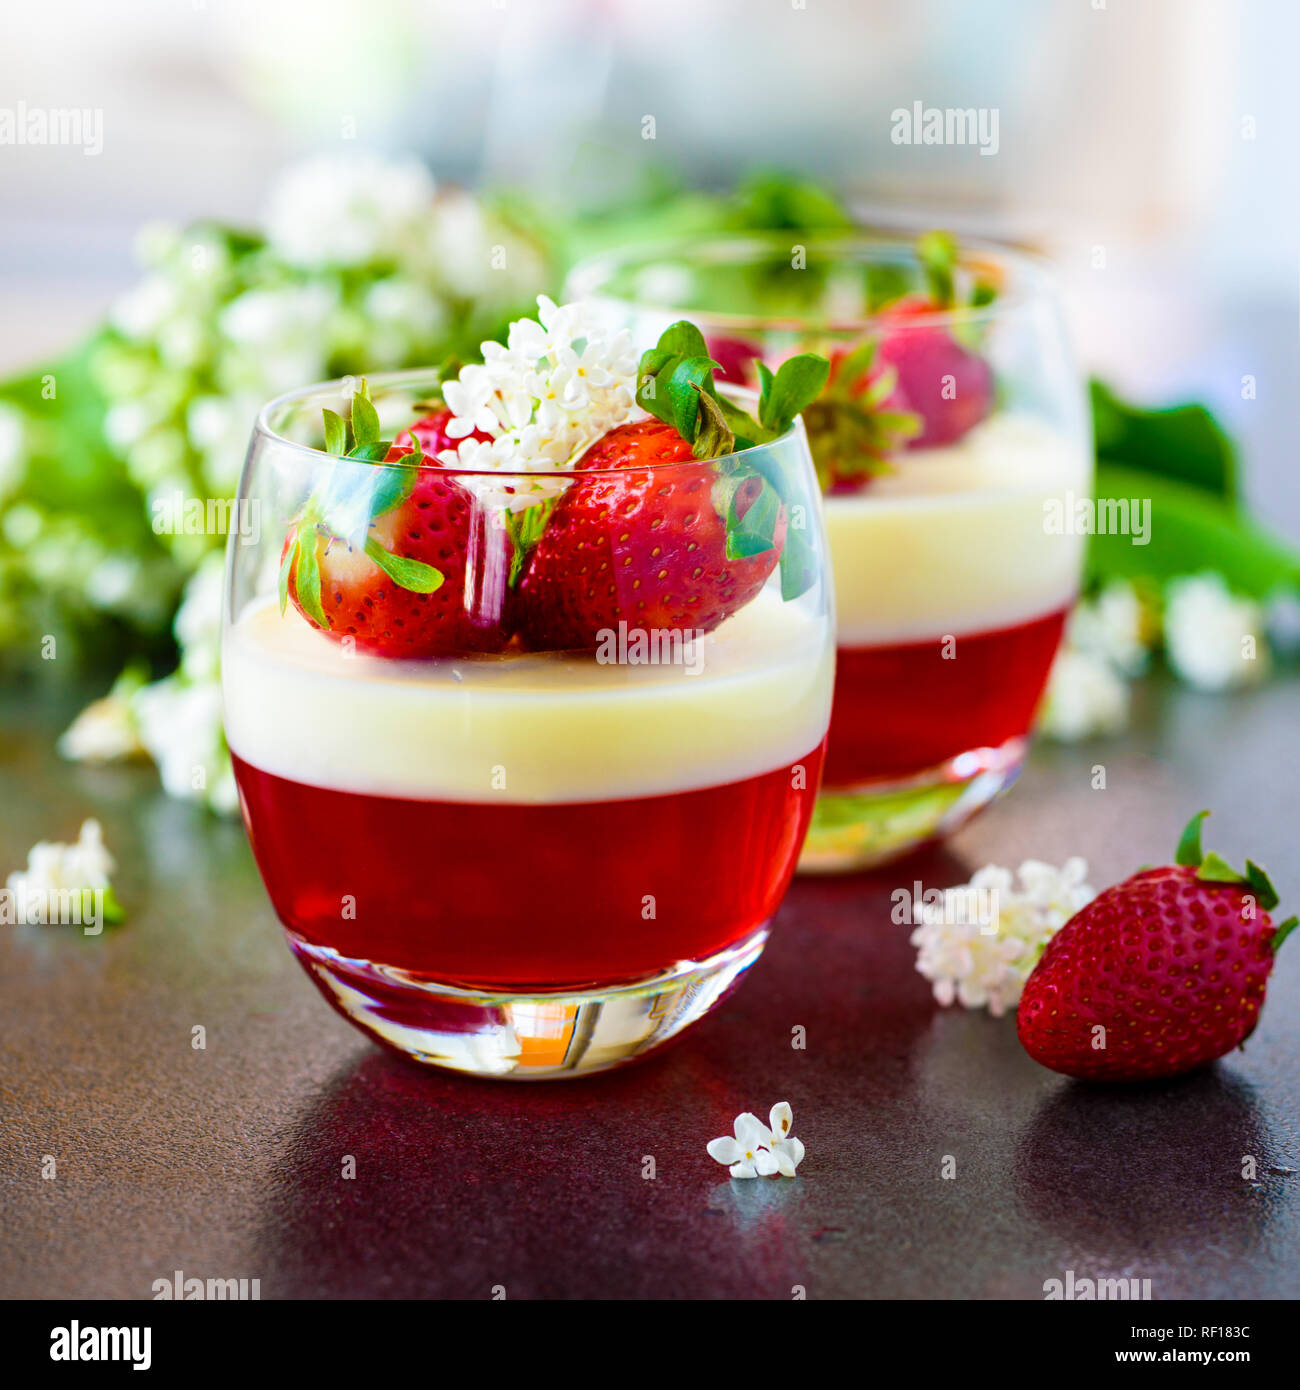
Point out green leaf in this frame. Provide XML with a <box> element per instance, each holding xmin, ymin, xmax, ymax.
<box><xmin>100</xmin><ymin>884</ymin><xmax>126</xmax><ymax>925</ymax></box>
<box><xmin>656</xmin><ymin>320</ymin><xmax>711</xmax><ymax>362</ymax></box>
<box><xmin>1088</xmin><ymin>463</ymin><xmax>1300</xmax><ymax>598</ymax></box>
<box><xmin>1244</xmin><ymin>860</ymin><xmax>1280</xmax><ymax>913</ymax></box>
<box><xmin>365</xmin><ymin>466</ymin><xmax>416</xmax><ymax>521</ymax></box>
<box><xmin>505</xmin><ymin>497</ymin><xmax>557</xmax><ymax>587</ymax></box>
<box><xmin>363</xmin><ymin>537</ymin><xmax>444</xmax><ymax>594</ymax></box>
<box><xmin>1174</xmin><ymin>809</ymin><xmax>1209</xmax><ymax>867</ymax></box>
<box><xmin>278</xmin><ymin>535</ymin><xmax>298</xmax><ymax>616</ymax></box>
<box><xmin>917</xmin><ymin>229</ymin><xmax>958</xmax><ymax>308</ymax></box>
<box><xmin>758</xmin><ymin>353</ymin><xmax>831</xmax><ymax>435</ymax></box>
<box><xmin>294</xmin><ymin>532</ymin><xmax>328</xmax><ymax>627</ymax></box>
<box><xmin>723</xmin><ymin>477</ymin><xmax>781</xmax><ymax>560</ymax></box>
<box><xmin>1196</xmin><ymin>852</ymin><xmax>1249</xmax><ymax>886</ymax></box>
<box><xmin>322</xmin><ymin>409</ymin><xmax>347</xmax><ymax>457</ymax></box>
<box><xmin>351</xmin><ymin>389</ymin><xmax>381</xmax><ymax>451</ymax></box>
<box><xmin>1090</xmin><ymin>379</ymin><xmax>1237</xmax><ymax>500</ymax></box>
<box><xmin>1271</xmin><ymin>917</ymin><xmax>1298</xmax><ymax>952</ymax></box>
<box><xmin>778</xmin><ymin>525</ymin><xmax>817</xmax><ymax>602</ymax></box>
<box><xmin>692</xmin><ymin>386</ymin><xmax>734</xmax><ymax>460</ymax></box>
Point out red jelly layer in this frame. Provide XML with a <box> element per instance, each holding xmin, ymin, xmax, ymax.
<box><xmin>232</xmin><ymin>745</ymin><xmax>824</xmax><ymax>992</ymax></box>
<box><xmin>824</xmin><ymin>606</ymin><xmax>1068</xmax><ymax>786</ymax></box>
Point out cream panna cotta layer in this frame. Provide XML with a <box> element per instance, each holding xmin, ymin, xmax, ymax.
<box><xmin>824</xmin><ymin>414</ymin><xmax>1090</xmax><ymax>647</ymax></box>
<box><xmin>223</xmin><ymin>590</ymin><xmax>833</xmax><ymax>803</ymax></box>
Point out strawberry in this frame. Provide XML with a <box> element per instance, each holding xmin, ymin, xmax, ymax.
<box><xmin>517</xmin><ymin>419</ymin><xmax>784</xmax><ymax>650</ymax></box>
<box><xmin>1017</xmin><ymin>811</ymin><xmax>1295</xmax><ymax>1083</ymax></box>
<box><xmin>281</xmin><ymin>385</ymin><xmax>512</xmax><ymax>657</ymax></box>
<box><xmin>706</xmin><ymin>333</ymin><xmax>762</xmax><ymax>385</ymax></box>
<box><xmin>514</xmin><ymin>323</ymin><xmax>828</xmax><ymax>651</ymax></box>
<box><xmin>874</xmin><ymin>294</ymin><xmax>993</xmax><ymax>449</ymax></box>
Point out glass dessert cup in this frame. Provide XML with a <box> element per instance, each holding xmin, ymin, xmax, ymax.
<box><xmin>222</xmin><ymin>371</ymin><xmax>833</xmax><ymax>1077</ymax></box>
<box><xmin>569</xmin><ymin>235</ymin><xmax>1091</xmax><ymax>871</ymax></box>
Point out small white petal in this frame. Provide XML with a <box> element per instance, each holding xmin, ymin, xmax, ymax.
<box><xmin>769</xmin><ymin>1102</ymin><xmax>794</xmax><ymax>1141</ymax></box>
<box><xmin>752</xmin><ymin>1148</ymin><xmax>780</xmax><ymax>1177</ymax></box>
<box><xmin>729</xmin><ymin>1160</ymin><xmax>759</xmax><ymax>1179</ymax></box>
<box><xmin>707</xmin><ymin>1137</ymin><xmax>743</xmax><ymax>1166</ymax></box>
<box><xmin>733</xmin><ymin>1111</ymin><xmax>773</xmax><ymax>1151</ymax></box>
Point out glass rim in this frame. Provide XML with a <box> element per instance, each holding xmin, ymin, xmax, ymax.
<box><xmin>564</xmin><ymin>230</ymin><xmax>1059</xmax><ymax>333</ymax></box>
<box><xmin>253</xmin><ymin>369</ymin><xmax>807</xmax><ymax>478</ymax></box>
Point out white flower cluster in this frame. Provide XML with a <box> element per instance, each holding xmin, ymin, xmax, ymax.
<box><xmin>1164</xmin><ymin>572</ymin><xmax>1271</xmax><ymax>691</ymax></box>
<box><xmin>1040</xmin><ymin>572</ymin><xmax>1276</xmax><ymax>742</ymax></box>
<box><xmin>61</xmin><ymin>553</ymin><xmax>237</xmax><ymax>815</ymax></box>
<box><xmin>438</xmin><ymin>296</ymin><xmax>638</xmax><ymax>476</ymax></box>
<box><xmin>5</xmin><ymin>819</ymin><xmax>116</xmax><ymax>924</ymax></box>
<box><xmin>1038</xmin><ymin>580</ymin><xmax>1145</xmax><ymax>742</ymax></box>
<box><xmin>707</xmin><ymin>1102</ymin><xmax>805</xmax><ymax>1179</ymax></box>
<box><xmin>910</xmin><ymin>858</ymin><xmax>1095</xmax><ymax>1016</ymax></box>
<box><xmin>94</xmin><ymin>153</ymin><xmax>547</xmax><ymax>553</ymax></box>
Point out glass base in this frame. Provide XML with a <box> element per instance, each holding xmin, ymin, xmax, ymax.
<box><xmin>287</xmin><ymin>925</ymin><xmax>770</xmax><ymax>1079</ymax></box>
<box><xmin>799</xmin><ymin>737</ymin><xmax>1027</xmax><ymax>874</ymax></box>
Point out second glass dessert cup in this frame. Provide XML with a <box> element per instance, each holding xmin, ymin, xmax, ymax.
<box><xmin>222</xmin><ymin>371</ymin><xmax>833</xmax><ymax>1078</ymax></box>
<box><xmin>569</xmin><ymin>235</ymin><xmax>1091</xmax><ymax>871</ymax></box>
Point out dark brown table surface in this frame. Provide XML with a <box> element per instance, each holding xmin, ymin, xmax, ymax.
<box><xmin>1</xmin><ymin>671</ymin><xmax>1297</xmax><ymax>1301</ymax></box>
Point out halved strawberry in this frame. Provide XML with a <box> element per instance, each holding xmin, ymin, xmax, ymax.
<box><xmin>281</xmin><ymin>387</ymin><xmax>512</xmax><ymax>657</ymax></box>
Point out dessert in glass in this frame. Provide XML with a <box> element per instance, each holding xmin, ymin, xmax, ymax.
<box><xmin>222</xmin><ymin>301</ymin><xmax>834</xmax><ymax>1077</ymax></box>
<box><xmin>569</xmin><ymin>235</ymin><xmax>1090</xmax><ymax>870</ymax></box>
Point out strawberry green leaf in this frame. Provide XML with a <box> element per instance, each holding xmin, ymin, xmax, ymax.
<box><xmin>294</xmin><ymin>532</ymin><xmax>328</xmax><ymax>627</ymax></box>
<box><xmin>505</xmin><ymin>498</ymin><xmax>556</xmax><ymax>587</ymax></box>
<box><xmin>1272</xmin><ymin>916</ymin><xmax>1298</xmax><ymax>952</ymax></box>
<box><xmin>656</xmin><ymin>320</ymin><xmax>711</xmax><ymax>362</ymax></box>
<box><xmin>322</xmin><ymin>409</ymin><xmax>347</xmax><ymax>457</ymax></box>
<box><xmin>723</xmin><ymin>477</ymin><xmax>781</xmax><ymax>560</ymax></box>
<box><xmin>1196</xmin><ymin>852</ymin><xmax>1249</xmax><ymax>886</ymax></box>
<box><xmin>692</xmin><ymin>386</ymin><xmax>734</xmax><ymax>460</ymax></box>
<box><xmin>1175</xmin><ymin>809</ymin><xmax>1209</xmax><ymax>867</ymax></box>
<box><xmin>757</xmin><ymin>353</ymin><xmax>831</xmax><ymax>437</ymax></box>
<box><xmin>917</xmin><ymin>229</ymin><xmax>958</xmax><ymax>308</ymax></box>
<box><xmin>1244</xmin><ymin>861</ymin><xmax>1280</xmax><ymax>912</ymax></box>
<box><xmin>351</xmin><ymin>390</ymin><xmax>381</xmax><ymax>451</ymax></box>
<box><xmin>363</xmin><ymin>537</ymin><xmax>444</xmax><ymax>594</ymax></box>
<box><xmin>778</xmin><ymin>525</ymin><xmax>817</xmax><ymax>602</ymax></box>
<box><xmin>100</xmin><ymin>884</ymin><xmax>126</xmax><ymax>926</ymax></box>
<box><xmin>278</xmin><ymin>535</ymin><xmax>299</xmax><ymax>616</ymax></box>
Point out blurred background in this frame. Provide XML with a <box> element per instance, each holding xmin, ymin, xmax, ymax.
<box><xmin>0</xmin><ymin>0</ymin><xmax>1296</xmax><ymax>810</ymax></box>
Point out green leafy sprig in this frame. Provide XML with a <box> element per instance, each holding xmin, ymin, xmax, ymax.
<box><xmin>279</xmin><ymin>380</ymin><xmax>444</xmax><ymax>628</ymax></box>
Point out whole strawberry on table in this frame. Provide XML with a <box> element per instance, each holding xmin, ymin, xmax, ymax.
<box><xmin>278</xmin><ymin>317</ymin><xmax>829</xmax><ymax>658</ymax></box>
<box><xmin>1018</xmin><ymin>812</ymin><xmax>1295</xmax><ymax>1083</ymax></box>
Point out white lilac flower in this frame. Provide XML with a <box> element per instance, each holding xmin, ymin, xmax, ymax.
<box><xmin>438</xmin><ymin>296</ymin><xmax>639</xmax><ymax>474</ymax></box>
<box><xmin>109</xmin><ymin>274</ymin><xmax>180</xmax><ymax>342</ymax></box>
<box><xmin>263</xmin><ymin>153</ymin><xmax>436</xmax><ymax>270</ymax></box>
<box><xmin>219</xmin><ymin>283</ymin><xmax>337</xmax><ymax>352</ymax></box>
<box><xmin>1164</xmin><ymin>572</ymin><xmax>1271</xmax><ymax>692</ymax></box>
<box><xmin>765</xmin><ymin>1102</ymin><xmax>806</xmax><ymax>1177</ymax></box>
<box><xmin>707</xmin><ymin>1112</ymin><xmax>779</xmax><ymax>1179</ymax></box>
<box><xmin>59</xmin><ymin>667</ymin><xmax>148</xmax><ymax>763</ymax></box>
<box><xmin>910</xmin><ymin>858</ymin><xmax>1095</xmax><ymax>1016</ymax></box>
<box><xmin>1068</xmin><ymin>580</ymin><xmax>1149</xmax><ymax>675</ymax></box>
<box><xmin>132</xmin><ymin>677</ymin><xmax>237</xmax><ymax>814</ymax></box>
<box><xmin>1037</xmin><ymin>646</ymin><xmax>1130</xmax><ymax>741</ymax></box>
<box><xmin>5</xmin><ymin>819</ymin><xmax>119</xmax><ymax>924</ymax></box>
<box><xmin>174</xmin><ymin>552</ymin><xmax>225</xmax><ymax>682</ymax></box>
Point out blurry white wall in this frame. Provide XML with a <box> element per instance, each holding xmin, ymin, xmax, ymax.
<box><xmin>0</xmin><ymin>0</ymin><xmax>1295</xmax><ymax>473</ymax></box>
